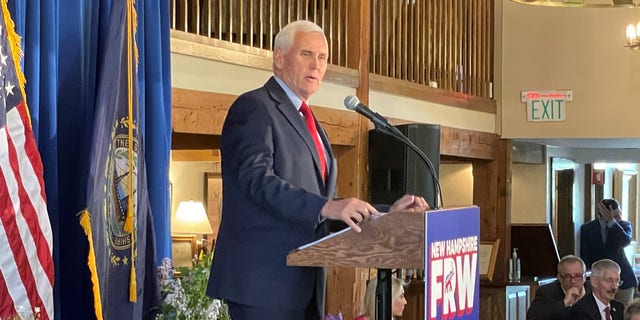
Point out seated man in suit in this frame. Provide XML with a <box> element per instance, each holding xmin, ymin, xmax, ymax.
<box><xmin>527</xmin><ymin>255</ymin><xmax>590</xmax><ymax>320</ymax></box>
<box><xmin>568</xmin><ymin>259</ymin><xmax>624</xmax><ymax>320</ymax></box>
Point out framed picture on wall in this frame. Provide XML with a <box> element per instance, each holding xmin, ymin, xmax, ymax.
<box><xmin>206</xmin><ymin>172</ymin><xmax>222</xmax><ymax>239</ymax></box>
<box><xmin>171</xmin><ymin>235</ymin><xmax>196</xmax><ymax>268</ymax></box>
<box><xmin>479</xmin><ymin>239</ymin><xmax>500</xmax><ymax>281</ymax></box>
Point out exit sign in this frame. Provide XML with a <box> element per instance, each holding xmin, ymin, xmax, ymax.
<box><xmin>521</xmin><ymin>90</ymin><xmax>572</xmax><ymax>122</ymax></box>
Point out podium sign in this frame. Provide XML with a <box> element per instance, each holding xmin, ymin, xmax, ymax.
<box><xmin>286</xmin><ymin>206</ymin><xmax>480</xmax><ymax>320</ymax></box>
<box><xmin>426</xmin><ymin>207</ymin><xmax>480</xmax><ymax>320</ymax></box>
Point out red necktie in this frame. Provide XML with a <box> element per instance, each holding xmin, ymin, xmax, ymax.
<box><xmin>604</xmin><ymin>306</ymin><xmax>611</xmax><ymax>320</ymax></box>
<box><xmin>300</xmin><ymin>101</ymin><xmax>326</xmax><ymax>181</ymax></box>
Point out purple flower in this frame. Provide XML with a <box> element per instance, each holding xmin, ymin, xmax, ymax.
<box><xmin>324</xmin><ymin>312</ymin><xmax>343</xmax><ymax>320</ymax></box>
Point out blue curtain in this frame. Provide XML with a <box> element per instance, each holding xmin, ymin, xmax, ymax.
<box><xmin>8</xmin><ymin>1</ymin><xmax>172</xmax><ymax>319</ymax></box>
<box><xmin>136</xmin><ymin>0</ymin><xmax>172</xmax><ymax>268</ymax></box>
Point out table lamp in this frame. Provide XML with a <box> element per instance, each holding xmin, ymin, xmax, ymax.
<box><xmin>172</xmin><ymin>200</ymin><xmax>213</xmax><ymax>258</ymax></box>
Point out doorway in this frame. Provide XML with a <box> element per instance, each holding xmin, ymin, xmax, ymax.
<box><xmin>554</xmin><ymin>168</ymin><xmax>575</xmax><ymax>258</ymax></box>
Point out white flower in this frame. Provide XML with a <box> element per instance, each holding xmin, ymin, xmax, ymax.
<box><xmin>155</xmin><ymin>255</ymin><xmax>228</xmax><ymax>320</ymax></box>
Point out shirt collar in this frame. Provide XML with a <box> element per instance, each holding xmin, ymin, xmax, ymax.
<box><xmin>592</xmin><ymin>293</ymin><xmax>611</xmax><ymax>314</ymax></box>
<box><xmin>273</xmin><ymin>76</ymin><xmax>304</xmax><ymax>111</ymax></box>
<box><xmin>598</xmin><ymin>216</ymin><xmax>608</xmax><ymax>226</ymax></box>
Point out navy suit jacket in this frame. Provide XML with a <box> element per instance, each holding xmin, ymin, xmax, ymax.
<box><xmin>206</xmin><ymin>77</ymin><xmax>337</xmax><ymax>312</ymax></box>
<box><xmin>567</xmin><ymin>294</ymin><xmax>624</xmax><ymax>320</ymax></box>
<box><xmin>580</xmin><ymin>219</ymin><xmax>637</xmax><ymax>289</ymax></box>
<box><xmin>527</xmin><ymin>280</ymin><xmax>591</xmax><ymax>320</ymax></box>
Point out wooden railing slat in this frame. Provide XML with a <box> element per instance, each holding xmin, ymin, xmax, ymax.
<box><xmin>169</xmin><ymin>0</ymin><xmax>494</xmax><ymax>100</ymax></box>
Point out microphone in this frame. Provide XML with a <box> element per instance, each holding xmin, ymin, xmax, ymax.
<box><xmin>343</xmin><ymin>95</ymin><xmax>444</xmax><ymax>209</ymax></box>
<box><xmin>344</xmin><ymin>95</ymin><xmax>394</xmax><ymax>131</ymax></box>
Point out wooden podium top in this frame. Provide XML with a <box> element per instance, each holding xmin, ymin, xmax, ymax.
<box><xmin>287</xmin><ymin>211</ymin><xmax>425</xmax><ymax>269</ymax></box>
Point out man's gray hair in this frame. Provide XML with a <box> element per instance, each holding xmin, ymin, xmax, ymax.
<box><xmin>274</xmin><ymin>20</ymin><xmax>325</xmax><ymax>54</ymax></box>
<box><xmin>591</xmin><ymin>258</ymin><xmax>620</xmax><ymax>278</ymax></box>
<box><xmin>557</xmin><ymin>255</ymin><xmax>586</xmax><ymax>273</ymax></box>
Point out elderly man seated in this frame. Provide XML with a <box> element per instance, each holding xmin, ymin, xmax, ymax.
<box><xmin>527</xmin><ymin>255</ymin><xmax>590</xmax><ymax>320</ymax></box>
<box><xmin>568</xmin><ymin>258</ymin><xmax>624</xmax><ymax>320</ymax></box>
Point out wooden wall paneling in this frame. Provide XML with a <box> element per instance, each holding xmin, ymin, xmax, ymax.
<box><xmin>494</xmin><ymin>139</ymin><xmax>512</xmax><ymax>285</ymax></box>
<box><xmin>474</xmin><ymin>159</ymin><xmax>499</xmax><ymax>238</ymax></box>
<box><xmin>475</xmin><ymin>139</ymin><xmax>511</xmax><ymax>285</ymax></box>
<box><xmin>172</xmin><ymin>149</ymin><xmax>220</xmax><ymax>162</ymax></box>
<box><xmin>325</xmin><ymin>143</ymin><xmax>361</xmax><ymax>318</ymax></box>
<box><xmin>172</xmin><ymin>88</ymin><xmax>235</xmax><ymax>135</ymax></box>
<box><xmin>404</xmin><ymin>279</ymin><xmax>425</xmax><ymax>320</ymax></box>
<box><xmin>480</xmin><ymin>286</ymin><xmax>505</xmax><ymax>320</ymax></box>
<box><xmin>440</xmin><ymin>126</ymin><xmax>496</xmax><ymax>160</ymax></box>
<box><xmin>307</xmin><ymin>107</ymin><xmax>360</xmax><ymax>147</ymax></box>
<box><xmin>584</xmin><ymin>163</ymin><xmax>593</xmax><ymax>223</ymax></box>
<box><xmin>172</xmin><ymin>132</ymin><xmax>220</xmax><ymax>150</ymax></box>
<box><xmin>171</xmin><ymin>88</ymin><xmax>360</xmax><ymax>147</ymax></box>
<box><xmin>325</xmin><ymin>0</ymin><xmax>370</xmax><ymax>317</ymax></box>
<box><xmin>555</xmin><ymin>169</ymin><xmax>575</xmax><ymax>258</ymax></box>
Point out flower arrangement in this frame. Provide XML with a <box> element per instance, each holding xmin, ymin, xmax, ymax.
<box><xmin>155</xmin><ymin>252</ymin><xmax>230</xmax><ymax>320</ymax></box>
<box><xmin>324</xmin><ymin>313</ymin><xmax>344</xmax><ymax>320</ymax></box>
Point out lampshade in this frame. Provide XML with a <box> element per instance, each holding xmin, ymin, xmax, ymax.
<box><xmin>172</xmin><ymin>200</ymin><xmax>214</xmax><ymax>235</ymax></box>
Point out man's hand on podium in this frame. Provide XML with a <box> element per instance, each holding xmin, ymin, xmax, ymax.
<box><xmin>320</xmin><ymin>195</ymin><xmax>428</xmax><ymax>233</ymax></box>
<box><xmin>389</xmin><ymin>194</ymin><xmax>430</xmax><ymax>213</ymax></box>
<box><xmin>321</xmin><ymin>198</ymin><xmax>377</xmax><ymax>233</ymax></box>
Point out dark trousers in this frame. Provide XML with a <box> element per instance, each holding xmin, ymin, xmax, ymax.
<box><xmin>227</xmin><ymin>301</ymin><xmax>321</xmax><ymax>320</ymax></box>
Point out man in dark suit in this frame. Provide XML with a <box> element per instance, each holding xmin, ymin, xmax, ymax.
<box><xmin>205</xmin><ymin>20</ymin><xmax>428</xmax><ymax>320</ymax></box>
<box><xmin>568</xmin><ymin>259</ymin><xmax>624</xmax><ymax>320</ymax></box>
<box><xmin>527</xmin><ymin>255</ymin><xmax>590</xmax><ymax>320</ymax></box>
<box><xmin>580</xmin><ymin>198</ymin><xmax>637</xmax><ymax>305</ymax></box>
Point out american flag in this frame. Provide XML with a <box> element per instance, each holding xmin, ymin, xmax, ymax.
<box><xmin>0</xmin><ymin>3</ymin><xmax>54</xmax><ymax>320</ymax></box>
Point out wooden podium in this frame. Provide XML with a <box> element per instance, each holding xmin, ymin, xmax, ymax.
<box><xmin>288</xmin><ymin>206</ymin><xmax>481</xmax><ymax>320</ymax></box>
<box><xmin>288</xmin><ymin>210</ymin><xmax>425</xmax><ymax>269</ymax></box>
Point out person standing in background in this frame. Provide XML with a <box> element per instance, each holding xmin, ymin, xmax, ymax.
<box><xmin>205</xmin><ymin>20</ymin><xmax>429</xmax><ymax>320</ymax></box>
<box><xmin>580</xmin><ymin>198</ymin><xmax>637</xmax><ymax>305</ymax></box>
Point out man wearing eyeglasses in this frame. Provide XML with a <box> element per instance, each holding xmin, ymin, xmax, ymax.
<box><xmin>568</xmin><ymin>259</ymin><xmax>624</xmax><ymax>320</ymax></box>
<box><xmin>580</xmin><ymin>198</ymin><xmax>637</xmax><ymax>305</ymax></box>
<box><xmin>527</xmin><ymin>255</ymin><xmax>590</xmax><ymax>320</ymax></box>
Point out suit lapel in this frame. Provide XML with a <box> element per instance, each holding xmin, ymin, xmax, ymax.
<box><xmin>323</xmin><ymin>135</ymin><xmax>337</xmax><ymax>197</ymax></box>
<box><xmin>585</xmin><ymin>294</ymin><xmax>601</xmax><ymax>319</ymax></box>
<box><xmin>264</xmin><ymin>77</ymin><xmax>330</xmax><ymax>189</ymax></box>
<box><xmin>611</xmin><ymin>301</ymin><xmax>623</xmax><ymax>319</ymax></box>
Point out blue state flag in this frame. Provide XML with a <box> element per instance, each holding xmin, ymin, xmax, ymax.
<box><xmin>79</xmin><ymin>1</ymin><xmax>159</xmax><ymax>319</ymax></box>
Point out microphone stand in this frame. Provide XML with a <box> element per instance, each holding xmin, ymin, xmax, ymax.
<box><xmin>375</xmin><ymin>269</ymin><xmax>392</xmax><ymax>320</ymax></box>
<box><xmin>370</xmin><ymin>122</ymin><xmax>442</xmax><ymax>320</ymax></box>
